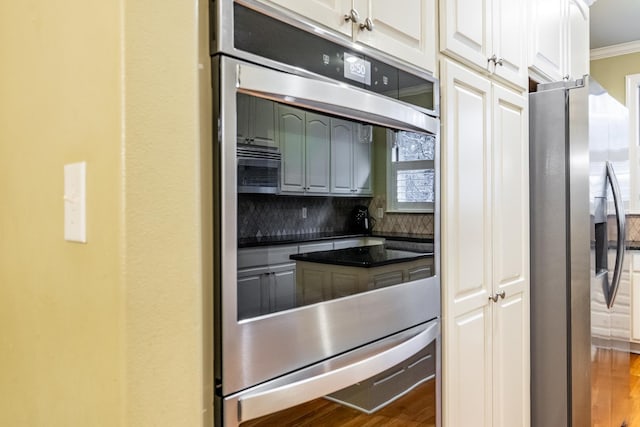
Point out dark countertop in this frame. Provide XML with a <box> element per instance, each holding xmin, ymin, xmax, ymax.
<box><xmin>238</xmin><ymin>231</ymin><xmax>432</xmax><ymax>248</ymax></box>
<box><xmin>290</xmin><ymin>244</ymin><xmax>432</xmax><ymax>268</ymax></box>
<box><xmin>237</xmin><ymin>232</ymin><xmax>368</xmax><ymax>248</ymax></box>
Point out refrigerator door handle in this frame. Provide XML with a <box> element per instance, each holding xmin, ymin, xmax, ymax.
<box><xmin>604</xmin><ymin>161</ymin><xmax>626</xmax><ymax>309</ymax></box>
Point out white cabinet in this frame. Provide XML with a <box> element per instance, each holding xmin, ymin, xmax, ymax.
<box><xmin>439</xmin><ymin>0</ymin><xmax>527</xmax><ymax>88</ymax></box>
<box><xmin>351</xmin><ymin>0</ymin><xmax>437</xmax><ymax>73</ymax></box>
<box><xmin>279</xmin><ymin>106</ymin><xmax>331</xmax><ymax>194</ymax></box>
<box><xmin>441</xmin><ymin>58</ymin><xmax>529</xmax><ymax>427</ymax></box>
<box><xmin>330</xmin><ymin>118</ymin><xmax>373</xmax><ymax>196</ymax></box>
<box><xmin>567</xmin><ymin>0</ymin><xmax>590</xmax><ymax>81</ymax></box>
<box><xmin>259</xmin><ymin>0</ymin><xmax>436</xmax><ymax>72</ymax></box>
<box><xmin>529</xmin><ymin>0</ymin><xmax>589</xmax><ymax>83</ymax></box>
<box><xmin>237</xmin><ymin>93</ymin><xmax>278</xmax><ymax>148</ymax></box>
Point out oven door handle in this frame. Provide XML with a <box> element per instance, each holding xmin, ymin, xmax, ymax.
<box><xmin>231</xmin><ymin>320</ymin><xmax>438</xmax><ymax>424</ymax></box>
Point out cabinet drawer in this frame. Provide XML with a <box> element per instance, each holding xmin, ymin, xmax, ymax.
<box><xmin>326</xmin><ymin>340</ymin><xmax>436</xmax><ymax>413</ymax></box>
<box><xmin>238</xmin><ymin>245</ymin><xmax>298</xmax><ymax>269</ymax></box>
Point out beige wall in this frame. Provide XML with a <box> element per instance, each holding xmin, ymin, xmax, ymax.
<box><xmin>591</xmin><ymin>52</ymin><xmax>640</xmax><ymax>104</ymax></box>
<box><xmin>0</xmin><ymin>0</ymin><xmax>212</xmax><ymax>426</ymax></box>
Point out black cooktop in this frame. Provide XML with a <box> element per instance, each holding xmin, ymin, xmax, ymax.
<box><xmin>290</xmin><ymin>245</ymin><xmax>432</xmax><ymax>268</ymax></box>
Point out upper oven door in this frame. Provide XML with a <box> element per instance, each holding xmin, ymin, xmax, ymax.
<box><xmin>215</xmin><ymin>55</ymin><xmax>440</xmax><ymax>396</ymax></box>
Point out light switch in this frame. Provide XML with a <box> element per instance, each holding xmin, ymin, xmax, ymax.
<box><xmin>64</xmin><ymin>162</ymin><xmax>87</xmax><ymax>243</ymax></box>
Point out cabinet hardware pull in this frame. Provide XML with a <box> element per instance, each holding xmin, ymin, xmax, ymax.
<box><xmin>344</xmin><ymin>9</ymin><xmax>359</xmax><ymax>23</ymax></box>
<box><xmin>488</xmin><ymin>54</ymin><xmax>503</xmax><ymax>66</ymax></box>
<box><xmin>563</xmin><ymin>74</ymin><xmax>570</xmax><ymax>81</ymax></box>
<box><xmin>359</xmin><ymin>17</ymin><xmax>374</xmax><ymax>32</ymax></box>
<box><xmin>489</xmin><ymin>291</ymin><xmax>506</xmax><ymax>303</ymax></box>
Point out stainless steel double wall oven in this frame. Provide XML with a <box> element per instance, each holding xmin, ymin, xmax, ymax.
<box><xmin>211</xmin><ymin>1</ymin><xmax>441</xmax><ymax>425</ymax></box>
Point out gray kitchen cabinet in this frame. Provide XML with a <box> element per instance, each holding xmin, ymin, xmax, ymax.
<box><xmin>279</xmin><ymin>105</ymin><xmax>331</xmax><ymax>194</ymax></box>
<box><xmin>237</xmin><ymin>245</ymin><xmax>299</xmax><ymax>318</ymax></box>
<box><xmin>237</xmin><ymin>263</ymin><xmax>297</xmax><ymax>318</ymax></box>
<box><xmin>237</xmin><ymin>266</ymin><xmax>270</xmax><ymax>319</ymax></box>
<box><xmin>236</xmin><ymin>93</ymin><xmax>278</xmax><ymax>148</ymax></box>
<box><xmin>330</xmin><ymin>118</ymin><xmax>372</xmax><ymax>196</ymax></box>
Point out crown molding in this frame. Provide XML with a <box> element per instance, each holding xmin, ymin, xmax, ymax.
<box><xmin>590</xmin><ymin>40</ymin><xmax>640</xmax><ymax>60</ymax></box>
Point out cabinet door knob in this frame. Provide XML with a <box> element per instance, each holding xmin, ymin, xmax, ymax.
<box><xmin>359</xmin><ymin>17</ymin><xmax>374</xmax><ymax>32</ymax></box>
<box><xmin>344</xmin><ymin>9</ymin><xmax>359</xmax><ymax>23</ymax></box>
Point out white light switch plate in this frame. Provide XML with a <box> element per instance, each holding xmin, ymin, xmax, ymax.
<box><xmin>64</xmin><ymin>162</ymin><xmax>87</xmax><ymax>243</ymax></box>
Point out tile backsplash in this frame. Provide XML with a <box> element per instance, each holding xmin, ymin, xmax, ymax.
<box><xmin>238</xmin><ymin>194</ymin><xmax>372</xmax><ymax>239</ymax></box>
<box><xmin>368</xmin><ymin>196</ymin><xmax>434</xmax><ymax>237</ymax></box>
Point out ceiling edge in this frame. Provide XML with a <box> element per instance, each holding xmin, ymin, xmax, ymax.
<box><xmin>591</xmin><ymin>40</ymin><xmax>640</xmax><ymax>60</ymax></box>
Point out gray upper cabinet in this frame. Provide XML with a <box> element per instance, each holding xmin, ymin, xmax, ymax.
<box><xmin>330</xmin><ymin>118</ymin><xmax>372</xmax><ymax>196</ymax></box>
<box><xmin>279</xmin><ymin>105</ymin><xmax>331</xmax><ymax>194</ymax></box>
<box><xmin>237</xmin><ymin>93</ymin><xmax>279</xmax><ymax>148</ymax></box>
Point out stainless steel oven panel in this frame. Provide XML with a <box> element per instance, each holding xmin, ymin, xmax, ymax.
<box><xmin>222</xmin><ymin>319</ymin><xmax>439</xmax><ymax>425</ymax></box>
<box><xmin>218</xmin><ymin>55</ymin><xmax>440</xmax><ymax>395</ymax></box>
<box><xmin>236</xmin><ymin>61</ymin><xmax>439</xmax><ymax>135</ymax></box>
<box><xmin>211</xmin><ymin>0</ymin><xmax>440</xmax><ymax>118</ymax></box>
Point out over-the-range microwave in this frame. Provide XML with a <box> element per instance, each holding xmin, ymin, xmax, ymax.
<box><xmin>236</xmin><ymin>143</ymin><xmax>281</xmax><ymax>194</ymax></box>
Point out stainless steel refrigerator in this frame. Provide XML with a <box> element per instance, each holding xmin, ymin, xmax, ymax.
<box><xmin>530</xmin><ymin>76</ymin><xmax>630</xmax><ymax>427</ymax></box>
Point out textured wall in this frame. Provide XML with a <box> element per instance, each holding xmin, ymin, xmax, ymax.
<box><xmin>0</xmin><ymin>0</ymin><xmax>124</xmax><ymax>425</ymax></box>
<box><xmin>591</xmin><ymin>52</ymin><xmax>640</xmax><ymax>104</ymax></box>
<box><xmin>0</xmin><ymin>0</ymin><xmax>212</xmax><ymax>426</ymax></box>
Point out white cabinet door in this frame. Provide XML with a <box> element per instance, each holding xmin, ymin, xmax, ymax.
<box><xmin>354</xmin><ymin>0</ymin><xmax>436</xmax><ymax>72</ymax></box>
<box><xmin>440</xmin><ymin>0</ymin><xmax>526</xmax><ymax>88</ymax></box>
<box><xmin>305</xmin><ymin>113</ymin><xmax>331</xmax><ymax>194</ymax></box>
<box><xmin>441</xmin><ymin>58</ymin><xmax>493</xmax><ymax>427</ymax></box>
<box><xmin>492</xmin><ymin>0</ymin><xmax>528</xmax><ymax>88</ymax></box>
<box><xmin>279</xmin><ymin>106</ymin><xmax>306</xmax><ymax>192</ymax></box>
<box><xmin>567</xmin><ymin>0</ymin><xmax>589</xmax><ymax>81</ymax></box>
<box><xmin>440</xmin><ymin>0</ymin><xmax>490</xmax><ymax>71</ymax></box>
<box><xmin>529</xmin><ymin>0</ymin><xmax>565</xmax><ymax>82</ymax></box>
<box><xmin>263</xmin><ymin>0</ymin><xmax>353</xmax><ymax>36</ymax></box>
<box><xmin>491</xmin><ymin>85</ymin><xmax>529</xmax><ymax>427</ymax></box>
<box><xmin>330</xmin><ymin>118</ymin><xmax>355</xmax><ymax>194</ymax></box>
<box><xmin>442</xmin><ymin>59</ymin><xmax>530</xmax><ymax>427</ymax></box>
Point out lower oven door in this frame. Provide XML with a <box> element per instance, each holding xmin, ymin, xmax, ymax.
<box><xmin>223</xmin><ymin>319</ymin><xmax>440</xmax><ymax>427</ymax></box>
<box><xmin>214</xmin><ymin>54</ymin><xmax>440</xmax><ymax>407</ymax></box>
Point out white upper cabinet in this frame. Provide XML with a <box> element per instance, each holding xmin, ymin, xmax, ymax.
<box><xmin>264</xmin><ymin>0</ymin><xmax>353</xmax><ymax>36</ymax></box>
<box><xmin>567</xmin><ymin>0</ymin><xmax>589</xmax><ymax>80</ymax></box>
<box><xmin>529</xmin><ymin>0</ymin><xmax>589</xmax><ymax>83</ymax></box>
<box><xmin>529</xmin><ymin>0</ymin><xmax>565</xmax><ymax>82</ymax></box>
<box><xmin>352</xmin><ymin>0</ymin><xmax>436</xmax><ymax>73</ymax></box>
<box><xmin>259</xmin><ymin>0</ymin><xmax>436</xmax><ymax>72</ymax></box>
<box><xmin>440</xmin><ymin>0</ymin><xmax>527</xmax><ymax>88</ymax></box>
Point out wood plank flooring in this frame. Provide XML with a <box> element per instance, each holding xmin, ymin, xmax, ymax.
<box><xmin>242</xmin><ymin>379</ymin><xmax>435</xmax><ymax>427</ymax></box>
<box><xmin>242</xmin><ymin>352</ymin><xmax>640</xmax><ymax>426</ymax></box>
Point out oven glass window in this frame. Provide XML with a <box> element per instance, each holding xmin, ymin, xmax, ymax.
<box><xmin>236</xmin><ymin>94</ymin><xmax>436</xmax><ymax>321</ymax></box>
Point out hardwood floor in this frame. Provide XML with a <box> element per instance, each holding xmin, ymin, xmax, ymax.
<box><xmin>592</xmin><ymin>350</ymin><xmax>640</xmax><ymax>427</ymax></box>
<box><xmin>241</xmin><ymin>352</ymin><xmax>640</xmax><ymax>426</ymax></box>
<box><xmin>242</xmin><ymin>379</ymin><xmax>436</xmax><ymax>427</ymax></box>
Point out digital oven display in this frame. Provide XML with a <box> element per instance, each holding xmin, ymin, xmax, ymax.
<box><xmin>343</xmin><ymin>52</ymin><xmax>371</xmax><ymax>86</ymax></box>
